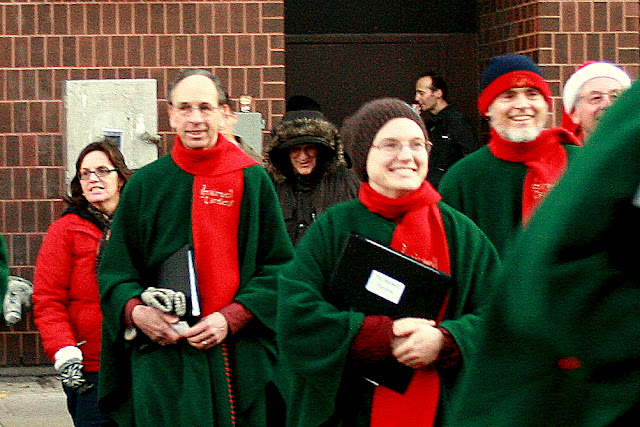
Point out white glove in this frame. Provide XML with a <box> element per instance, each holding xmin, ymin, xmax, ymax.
<box><xmin>54</xmin><ymin>346</ymin><xmax>85</xmax><ymax>389</ymax></box>
<box><xmin>3</xmin><ymin>276</ymin><xmax>33</xmax><ymax>326</ymax></box>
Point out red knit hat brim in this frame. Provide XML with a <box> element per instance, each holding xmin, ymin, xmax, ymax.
<box><xmin>478</xmin><ymin>70</ymin><xmax>553</xmax><ymax>116</ymax></box>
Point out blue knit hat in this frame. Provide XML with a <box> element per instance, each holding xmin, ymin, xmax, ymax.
<box><xmin>478</xmin><ymin>54</ymin><xmax>553</xmax><ymax>116</ymax></box>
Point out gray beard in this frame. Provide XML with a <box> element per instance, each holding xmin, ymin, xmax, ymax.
<box><xmin>493</xmin><ymin>125</ymin><xmax>543</xmax><ymax>143</ymax></box>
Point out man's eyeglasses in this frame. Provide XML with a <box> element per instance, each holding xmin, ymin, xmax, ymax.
<box><xmin>171</xmin><ymin>102</ymin><xmax>221</xmax><ymax>117</ymax></box>
<box><xmin>78</xmin><ymin>167</ymin><xmax>118</xmax><ymax>180</ymax></box>
<box><xmin>579</xmin><ymin>90</ymin><xmax>622</xmax><ymax>105</ymax></box>
<box><xmin>372</xmin><ymin>140</ymin><xmax>432</xmax><ymax>155</ymax></box>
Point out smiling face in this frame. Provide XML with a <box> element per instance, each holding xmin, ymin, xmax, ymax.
<box><xmin>288</xmin><ymin>144</ymin><xmax>318</xmax><ymax>175</ymax></box>
<box><xmin>486</xmin><ymin>87</ymin><xmax>549</xmax><ymax>142</ymax></box>
<box><xmin>570</xmin><ymin>77</ymin><xmax>624</xmax><ymax>140</ymax></box>
<box><xmin>167</xmin><ymin>74</ymin><xmax>222</xmax><ymax>150</ymax></box>
<box><xmin>79</xmin><ymin>150</ymin><xmax>123</xmax><ymax>215</ymax></box>
<box><xmin>366</xmin><ymin>118</ymin><xmax>429</xmax><ymax>198</ymax></box>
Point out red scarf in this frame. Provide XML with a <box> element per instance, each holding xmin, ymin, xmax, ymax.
<box><xmin>488</xmin><ymin>127</ymin><xmax>576</xmax><ymax>225</ymax></box>
<box><xmin>359</xmin><ymin>181</ymin><xmax>450</xmax><ymax>427</ymax></box>
<box><xmin>171</xmin><ymin>134</ymin><xmax>257</xmax><ymax>315</ymax></box>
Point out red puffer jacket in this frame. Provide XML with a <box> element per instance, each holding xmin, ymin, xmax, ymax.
<box><xmin>33</xmin><ymin>211</ymin><xmax>104</xmax><ymax>372</ymax></box>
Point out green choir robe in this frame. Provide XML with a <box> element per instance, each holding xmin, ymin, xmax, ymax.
<box><xmin>0</xmin><ymin>234</ymin><xmax>8</xmax><ymax>315</ymax></box>
<box><xmin>98</xmin><ymin>154</ymin><xmax>293</xmax><ymax>426</ymax></box>
<box><xmin>438</xmin><ymin>143</ymin><xmax>581</xmax><ymax>255</ymax></box>
<box><xmin>276</xmin><ymin>199</ymin><xmax>500</xmax><ymax>426</ymax></box>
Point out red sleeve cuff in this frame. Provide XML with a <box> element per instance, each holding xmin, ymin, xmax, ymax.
<box><xmin>349</xmin><ymin>315</ymin><xmax>394</xmax><ymax>366</ymax></box>
<box><xmin>124</xmin><ymin>297</ymin><xmax>144</xmax><ymax>328</ymax></box>
<box><xmin>436</xmin><ymin>326</ymin><xmax>462</xmax><ymax>368</ymax></box>
<box><xmin>219</xmin><ymin>301</ymin><xmax>254</xmax><ymax>335</ymax></box>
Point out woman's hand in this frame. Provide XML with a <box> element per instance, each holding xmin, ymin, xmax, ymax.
<box><xmin>183</xmin><ymin>312</ymin><xmax>229</xmax><ymax>350</ymax></box>
<box><xmin>391</xmin><ymin>317</ymin><xmax>444</xmax><ymax>369</ymax></box>
<box><xmin>132</xmin><ymin>305</ymin><xmax>182</xmax><ymax>346</ymax></box>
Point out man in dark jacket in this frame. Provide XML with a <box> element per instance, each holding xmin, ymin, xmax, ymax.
<box><xmin>265</xmin><ymin>110</ymin><xmax>360</xmax><ymax>245</ymax></box>
<box><xmin>414</xmin><ymin>71</ymin><xmax>479</xmax><ymax>188</ymax></box>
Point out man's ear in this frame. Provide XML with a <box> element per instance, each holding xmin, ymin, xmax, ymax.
<box><xmin>167</xmin><ymin>103</ymin><xmax>176</xmax><ymax>129</ymax></box>
<box><xmin>222</xmin><ymin>104</ymin><xmax>235</xmax><ymax>119</ymax></box>
<box><xmin>434</xmin><ymin>88</ymin><xmax>444</xmax><ymax>99</ymax></box>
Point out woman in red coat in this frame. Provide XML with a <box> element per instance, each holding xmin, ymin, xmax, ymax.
<box><xmin>33</xmin><ymin>140</ymin><xmax>132</xmax><ymax>426</ymax></box>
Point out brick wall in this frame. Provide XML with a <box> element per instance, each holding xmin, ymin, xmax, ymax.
<box><xmin>1</xmin><ymin>0</ymin><xmax>638</xmax><ymax>367</ymax></box>
<box><xmin>0</xmin><ymin>0</ymin><xmax>284</xmax><ymax>367</ymax></box>
<box><xmin>478</xmin><ymin>0</ymin><xmax>639</xmax><ymax>125</ymax></box>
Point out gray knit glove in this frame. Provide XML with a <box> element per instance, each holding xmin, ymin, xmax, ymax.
<box><xmin>141</xmin><ymin>287</ymin><xmax>187</xmax><ymax>317</ymax></box>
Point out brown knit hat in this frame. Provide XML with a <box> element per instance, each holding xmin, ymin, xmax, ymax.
<box><xmin>340</xmin><ymin>98</ymin><xmax>428</xmax><ymax>182</ymax></box>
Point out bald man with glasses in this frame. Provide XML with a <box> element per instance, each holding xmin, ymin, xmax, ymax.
<box><xmin>562</xmin><ymin>61</ymin><xmax>632</xmax><ymax>144</ymax></box>
<box><xmin>98</xmin><ymin>69</ymin><xmax>293</xmax><ymax>426</ymax></box>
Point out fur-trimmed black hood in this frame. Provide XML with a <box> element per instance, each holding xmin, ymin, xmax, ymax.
<box><xmin>264</xmin><ymin>111</ymin><xmax>349</xmax><ymax>183</ymax></box>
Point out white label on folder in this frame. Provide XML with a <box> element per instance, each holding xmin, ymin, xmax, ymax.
<box><xmin>365</xmin><ymin>270</ymin><xmax>405</xmax><ymax>304</ymax></box>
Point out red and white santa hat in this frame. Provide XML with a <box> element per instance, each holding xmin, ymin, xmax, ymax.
<box><xmin>562</xmin><ymin>61</ymin><xmax>631</xmax><ymax>113</ymax></box>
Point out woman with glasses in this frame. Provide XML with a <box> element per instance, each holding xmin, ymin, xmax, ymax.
<box><xmin>33</xmin><ymin>140</ymin><xmax>132</xmax><ymax>426</ymax></box>
<box><xmin>276</xmin><ymin>98</ymin><xmax>500</xmax><ymax>426</ymax></box>
<box><xmin>264</xmin><ymin>109</ymin><xmax>360</xmax><ymax>245</ymax></box>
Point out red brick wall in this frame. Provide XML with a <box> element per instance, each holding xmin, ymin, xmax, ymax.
<box><xmin>1</xmin><ymin>0</ymin><xmax>638</xmax><ymax>367</ymax></box>
<box><xmin>478</xmin><ymin>0</ymin><xmax>639</xmax><ymax>126</ymax></box>
<box><xmin>0</xmin><ymin>0</ymin><xmax>284</xmax><ymax>367</ymax></box>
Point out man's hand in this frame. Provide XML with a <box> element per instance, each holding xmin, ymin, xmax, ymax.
<box><xmin>182</xmin><ymin>312</ymin><xmax>229</xmax><ymax>350</ymax></box>
<box><xmin>391</xmin><ymin>317</ymin><xmax>443</xmax><ymax>369</ymax></box>
<box><xmin>132</xmin><ymin>305</ymin><xmax>182</xmax><ymax>346</ymax></box>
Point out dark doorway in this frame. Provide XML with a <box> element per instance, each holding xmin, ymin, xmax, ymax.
<box><xmin>284</xmin><ymin>1</ymin><xmax>480</xmax><ymax>128</ymax></box>
<box><xmin>285</xmin><ymin>0</ymin><xmax>477</xmax><ymax>35</ymax></box>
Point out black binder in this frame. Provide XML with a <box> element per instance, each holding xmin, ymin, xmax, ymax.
<box><xmin>155</xmin><ymin>244</ymin><xmax>201</xmax><ymax>325</ymax></box>
<box><xmin>326</xmin><ymin>233</ymin><xmax>452</xmax><ymax>393</ymax></box>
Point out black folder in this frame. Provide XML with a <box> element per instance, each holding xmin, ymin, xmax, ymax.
<box><xmin>326</xmin><ymin>233</ymin><xmax>453</xmax><ymax>393</ymax></box>
<box><xmin>155</xmin><ymin>244</ymin><xmax>201</xmax><ymax>325</ymax></box>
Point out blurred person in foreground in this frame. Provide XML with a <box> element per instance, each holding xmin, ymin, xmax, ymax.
<box><xmin>33</xmin><ymin>140</ymin><xmax>131</xmax><ymax>426</ymax></box>
<box><xmin>98</xmin><ymin>69</ymin><xmax>293</xmax><ymax>426</ymax></box>
<box><xmin>276</xmin><ymin>98</ymin><xmax>499</xmax><ymax>426</ymax></box>
<box><xmin>444</xmin><ymin>79</ymin><xmax>640</xmax><ymax>426</ymax></box>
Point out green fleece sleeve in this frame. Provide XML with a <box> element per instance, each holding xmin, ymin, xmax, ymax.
<box><xmin>234</xmin><ymin>165</ymin><xmax>294</xmax><ymax>330</ymax></box>
<box><xmin>437</xmin><ymin>203</ymin><xmax>502</xmax><ymax>360</ymax></box>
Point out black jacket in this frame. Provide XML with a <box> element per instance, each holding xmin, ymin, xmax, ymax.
<box><xmin>423</xmin><ymin>104</ymin><xmax>479</xmax><ymax>188</ymax></box>
<box><xmin>265</xmin><ymin>115</ymin><xmax>360</xmax><ymax>245</ymax></box>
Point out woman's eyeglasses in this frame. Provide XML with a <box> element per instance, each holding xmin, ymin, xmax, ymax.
<box><xmin>78</xmin><ymin>167</ymin><xmax>118</xmax><ymax>180</ymax></box>
<box><xmin>372</xmin><ymin>140</ymin><xmax>433</xmax><ymax>155</ymax></box>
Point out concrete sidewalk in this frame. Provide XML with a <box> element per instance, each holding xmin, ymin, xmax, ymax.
<box><xmin>0</xmin><ymin>367</ymin><xmax>72</xmax><ymax>427</ymax></box>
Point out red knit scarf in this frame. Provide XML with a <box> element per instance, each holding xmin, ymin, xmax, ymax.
<box><xmin>359</xmin><ymin>181</ymin><xmax>450</xmax><ymax>427</ymax></box>
<box><xmin>171</xmin><ymin>134</ymin><xmax>258</xmax><ymax>315</ymax></box>
<box><xmin>489</xmin><ymin>127</ymin><xmax>575</xmax><ymax>225</ymax></box>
